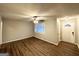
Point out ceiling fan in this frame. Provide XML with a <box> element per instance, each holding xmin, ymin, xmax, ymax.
<box><xmin>32</xmin><ymin>16</ymin><xmax>38</xmax><ymax>23</ymax></box>
<box><xmin>25</xmin><ymin>16</ymin><xmax>46</xmax><ymax>24</ymax></box>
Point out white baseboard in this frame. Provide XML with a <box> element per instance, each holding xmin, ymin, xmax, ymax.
<box><xmin>2</xmin><ymin>35</ymin><xmax>33</xmax><ymax>44</ymax></box>
<box><xmin>34</xmin><ymin>36</ymin><xmax>59</xmax><ymax>46</ymax></box>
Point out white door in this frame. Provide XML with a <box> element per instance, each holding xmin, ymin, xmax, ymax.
<box><xmin>61</xmin><ymin>19</ymin><xmax>75</xmax><ymax>43</ymax></box>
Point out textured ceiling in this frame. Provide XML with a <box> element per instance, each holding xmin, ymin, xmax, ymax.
<box><xmin>0</xmin><ymin>3</ymin><xmax>79</xmax><ymax>20</ymax></box>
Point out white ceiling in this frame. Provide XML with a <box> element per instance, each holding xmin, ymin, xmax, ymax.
<box><xmin>0</xmin><ymin>3</ymin><xmax>79</xmax><ymax>20</ymax></box>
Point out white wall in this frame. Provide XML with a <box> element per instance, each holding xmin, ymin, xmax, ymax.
<box><xmin>2</xmin><ymin>19</ymin><xmax>34</xmax><ymax>43</ymax></box>
<box><xmin>0</xmin><ymin>16</ymin><xmax>2</xmax><ymax>44</ymax></box>
<box><xmin>57</xmin><ymin>19</ymin><xmax>61</xmax><ymax>42</ymax></box>
<box><xmin>76</xmin><ymin>18</ymin><xmax>79</xmax><ymax>47</ymax></box>
<box><xmin>34</xmin><ymin>17</ymin><xmax>58</xmax><ymax>45</ymax></box>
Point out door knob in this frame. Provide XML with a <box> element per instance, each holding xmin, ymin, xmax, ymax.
<box><xmin>72</xmin><ymin>32</ymin><xmax>74</xmax><ymax>35</ymax></box>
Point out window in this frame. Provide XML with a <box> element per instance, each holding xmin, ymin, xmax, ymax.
<box><xmin>35</xmin><ymin>22</ymin><xmax>45</xmax><ymax>33</ymax></box>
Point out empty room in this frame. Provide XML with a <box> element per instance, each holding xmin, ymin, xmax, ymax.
<box><xmin>0</xmin><ymin>3</ymin><xmax>79</xmax><ymax>56</ymax></box>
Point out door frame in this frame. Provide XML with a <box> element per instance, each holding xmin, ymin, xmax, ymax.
<box><xmin>57</xmin><ymin>17</ymin><xmax>77</xmax><ymax>44</ymax></box>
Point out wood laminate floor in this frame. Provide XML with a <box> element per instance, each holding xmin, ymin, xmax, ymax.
<box><xmin>0</xmin><ymin>37</ymin><xmax>79</xmax><ymax>56</ymax></box>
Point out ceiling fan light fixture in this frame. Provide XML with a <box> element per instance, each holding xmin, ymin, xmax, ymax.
<box><xmin>32</xmin><ymin>16</ymin><xmax>38</xmax><ymax>24</ymax></box>
<box><xmin>33</xmin><ymin>20</ymin><xmax>38</xmax><ymax>24</ymax></box>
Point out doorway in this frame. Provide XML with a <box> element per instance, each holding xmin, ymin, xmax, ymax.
<box><xmin>57</xmin><ymin>17</ymin><xmax>76</xmax><ymax>44</ymax></box>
